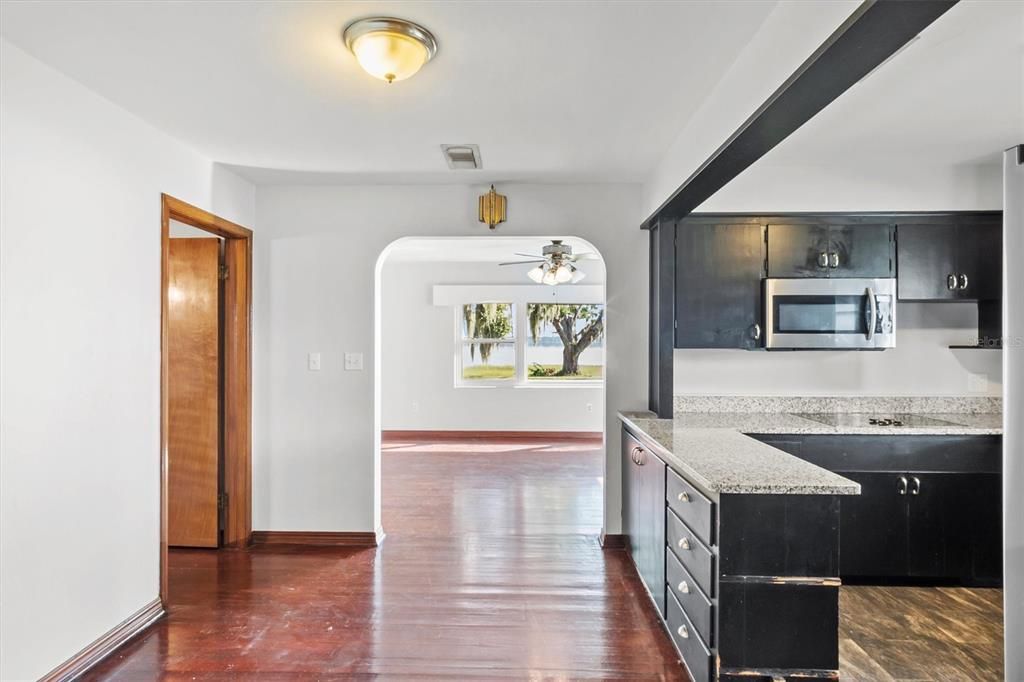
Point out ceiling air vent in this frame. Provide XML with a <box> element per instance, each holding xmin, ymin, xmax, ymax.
<box><xmin>441</xmin><ymin>144</ymin><xmax>482</xmax><ymax>170</ymax></box>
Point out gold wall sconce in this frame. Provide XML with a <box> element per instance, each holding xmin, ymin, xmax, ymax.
<box><xmin>478</xmin><ymin>185</ymin><xmax>507</xmax><ymax>230</ymax></box>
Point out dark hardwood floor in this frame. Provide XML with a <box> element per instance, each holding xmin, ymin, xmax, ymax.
<box><xmin>840</xmin><ymin>585</ymin><xmax>1004</xmax><ymax>681</ymax></box>
<box><xmin>83</xmin><ymin>434</ymin><xmax>1004</xmax><ymax>680</ymax></box>
<box><xmin>86</xmin><ymin>434</ymin><xmax>686</xmax><ymax>680</ymax></box>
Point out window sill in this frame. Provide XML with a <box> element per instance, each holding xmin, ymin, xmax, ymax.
<box><xmin>455</xmin><ymin>381</ymin><xmax>604</xmax><ymax>390</ymax></box>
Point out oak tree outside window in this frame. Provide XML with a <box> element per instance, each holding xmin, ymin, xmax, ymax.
<box><xmin>457</xmin><ymin>302</ymin><xmax>604</xmax><ymax>385</ymax></box>
<box><xmin>460</xmin><ymin>303</ymin><xmax>515</xmax><ymax>381</ymax></box>
<box><xmin>526</xmin><ymin>304</ymin><xmax>604</xmax><ymax>381</ymax></box>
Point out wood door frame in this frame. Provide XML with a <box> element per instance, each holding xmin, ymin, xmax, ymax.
<box><xmin>160</xmin><ymin>193</ymin><xmax>253</xmax><ymax>605</ymax></box>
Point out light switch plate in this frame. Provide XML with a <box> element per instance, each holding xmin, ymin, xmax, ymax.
<box><xmin>344</xmin><ymin>352</ymin><xmax>364</xmax><ymax>371</ymax></box>
<box><xmin>308</xmin><ymin>352</ymin><xmax>321</xmax><ymax>371</ymax></box>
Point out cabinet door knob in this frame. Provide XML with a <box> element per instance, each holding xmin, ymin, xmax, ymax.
<box><xmin>678</xmin><ymin>581</ymin><xmax>690</xmax><ymax>594</ymax></box>
<box><xmin>911</xmin><ymin>476</ymin><xmax>921</xmax><ymax>496</ymax></box>
<box><xmin>897</xmin><ymin>475</ymin><xmax>908</xmax><ymax>496</ymax></box>
<box><xmin>959</xmin><ymin>274</ymin><xmax>969</xmax><ymax>290</ymax></box>
<box><xmin>829</xmin><ymin>252</ymin><xmax>839</xmax><ymax>268</ymax></box>
<box><xmin>678</xmin><ymin>537</ymin><xmax>691</xmax><ymax>551</ymax></box>
<box><xmin>818</xmin><ymin>251</ymin><xmax>829</xmax><ymax>268</ymax></box>
<box><xmin>947</xmin><ymin>274</ymin><xmax>958</xmax><ymax>290</ymax></box>
<box><xmin>677</xmin><ymin>624</ymin><xmax>689</xmax><ymax>639</ymax></box>
<box><xmin>677</xmin><ymin>492</ymin><xmax>690</xmax><ymax>503</ymax></box>
<box><xmin>751</xmin><ymin>323</ymin><xmax>762</xmax><ymax>341</ymax></box>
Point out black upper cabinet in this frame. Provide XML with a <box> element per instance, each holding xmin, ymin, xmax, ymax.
<box><xmin>766</xmin><ymin>223</ymin><xmax>830</xmax><ymax>277</ymax></box>
<box><xmin>767</xmin><ymin>222</ymin><xmax>893</xmax><ymax>278</ymax></box>
<box><xmin>675</xmin><ymin>222</ymin><xmax>764</xmax><ymax>349</ymax></box>
<box><xmin>896</xmin><ymin>223</ymin><xmax>958</xmax><ymax>300</ymax></box>
<box><xmin>897</xmin><ymin>222</ymin><xmax>1002</xmax><ymax>301</ymax></box>
<box><xmin>956</xmin><ymin>223</ymin><xmax>1001</xmax><ymax>301</ymax></box>
<box><xmin>830</xmin><ymin>224</ymin><xmax>894</xmax><ymax>278</ymax></box>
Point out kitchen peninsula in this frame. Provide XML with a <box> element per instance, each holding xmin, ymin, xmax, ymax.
<box><xmin>620</xmin><ymin>396</ymin><xmax>1002</xmax><ymax>682</ymax></box>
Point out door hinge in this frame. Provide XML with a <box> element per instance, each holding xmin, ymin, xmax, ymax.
<box><xmin>218</xmin><ymin>492</ymin><xmax>228</xmax><ymax>510</ymax></box>
<box><xmin>219</xmin><ymin>264</ymin><xmax>229</xmax><ymax>280</ymax></box>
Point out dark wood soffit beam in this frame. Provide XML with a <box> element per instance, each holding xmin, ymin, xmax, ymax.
<box><xmin>641</xmin><ymin>0</ymin><xmax>959</xmax><ymax>230</ymax></box>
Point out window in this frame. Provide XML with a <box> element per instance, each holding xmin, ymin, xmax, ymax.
<box><xmin>456</xmin><ymin>301</ymin><xmax>605</xmax><ymax>385</ymax></box>
<box><xmin>526</xmin><ymin>304</ymin><xmax>604</xmax><ymax>381</ymax></box>
<box><xmin>459</xmin><ymin>303</ymin><xmax>515</xmax><ymax>381</ymax></box>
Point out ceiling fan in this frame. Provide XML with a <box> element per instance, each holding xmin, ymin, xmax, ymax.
<box><xmin>499</xmin><ymin>239</ymin><xmax>598</xmax><ymax>285</ymax></box>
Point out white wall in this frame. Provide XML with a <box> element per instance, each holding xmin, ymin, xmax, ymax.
<box><xmin>1003</xmin><ymin>146</ymin><xmax>1023</xmax><ymax>681</ymax></box>
<box><xmin>642</xmin><ymin>0</ymin><xmax>860</xmax><ymax>218</ymax></box>
<box><xmin>381</xmin><ymin>260</ymin><xmax>604</xmax><ymax>432</ymax></box>
<box><xmin>0</xmin><ymin>40</ymin><xmax>255</xmax><ymax>680</ymax></box>
<box><xmin>252</xmin><ymin>184</ymin><xmax>645</xmax><ymax>536</ymax></box>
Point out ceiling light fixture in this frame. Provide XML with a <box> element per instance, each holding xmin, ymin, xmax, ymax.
<box><xmin>343</xmin><ymin>17</ymin><xmax>438</xmax><ymax>84</ymax></box>
<box><xmin>500</xmin><ymin>240</ymin><xmax>595</xmax><ymax>286</ymax></box>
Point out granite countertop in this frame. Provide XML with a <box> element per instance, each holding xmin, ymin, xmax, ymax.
<box><xmin>671</xmin><ymin>411</ymin><xmax>1003</xmax><ymax>436</ymax></box>
<box><xmin>620</xmin><ymin>412</ymin><xmax>863</xmax><ymax>496</ymax></box>
<box><xmin>619</xmin><ymin>399</ymin><xmax>1003</xmax><ymax>497</ymax></box>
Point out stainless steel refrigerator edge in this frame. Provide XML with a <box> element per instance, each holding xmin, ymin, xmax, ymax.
<box><xmin>1004</xmin><ymin>144</ymin><xmax>1023</xmax><ymax>682</ymax></box>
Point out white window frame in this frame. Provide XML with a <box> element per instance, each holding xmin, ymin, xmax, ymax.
<box><xmin>522</xmin><ymin>302</ymin><xmax>605</xmax><ymax>386</ymax></box>
<box><xmin>455</xmin><ymin>302</ymin><xmax>518</xmax><ymax>387</ymax></box>
<box><xmin>453</xmin><ymin>298</ymin><xmax>605</xmax><ymax>389</ymax></box>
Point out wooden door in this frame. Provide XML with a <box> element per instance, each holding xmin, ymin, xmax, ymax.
<box><xmin>168</xmin><ymin>238</ymin><xmax>221</xmax><ymax>548</ymax></box>
<box><xmin>675</xmin><ymin>223</ymin><xmax>765</xmax><ymax>349</ymax></box>
<box><xmin>829</xmin><ymin>224</ymin><xmax>893</xmax><ymax>278</ymax></box>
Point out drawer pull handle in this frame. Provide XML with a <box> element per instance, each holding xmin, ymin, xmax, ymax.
<box><xmin>677</xmin><ymin>624</ymin><xmax>689</xmax><ymax>639</ymax></box>
<box><xmin>677</xmin><ymin>492</ymin><xmax>690</xmax><ymax>503</ymax></box>
<box><xmin>678</xmin><ymin>537</ymin><xmax>691</xmax><ymax>551</ymax></box>
<box><xmin>678</xmin><ymin>581</ymin><xmax>690</xmax><ymax>594</ymax></box>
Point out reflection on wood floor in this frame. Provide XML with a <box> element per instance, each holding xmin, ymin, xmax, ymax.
<box><xmin>86</xmin><ymin>434</ymin><xmax>685</xmax><ymax>679</ymax></box>
<box><xmin>82</xmin><ymin>434</ymin><xmax>1003</xmax><ymax>680</ymax></box>
<box><xmin>840</xmin><ymin>585</ymin><xmax>1004</xmax><ymax>681</ymax></box>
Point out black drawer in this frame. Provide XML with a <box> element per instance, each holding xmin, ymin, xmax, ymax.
<box><xmin>667</xmin><ymin>590</ymin><xmax>713</xmax><ymax>682</ymax></box>
<box><xmin>667</xmin><ymin>509</ymin><xmax>715</xmax><ymax>597</ymax></box>
<box><xmin>666</xmin><ymin>468</ymin><xmax>715</xmax><ymax>546</ymax></box>
<box><xmin>666</xmin><ymin>548</ymin><xmax>714</xmax><ymax>646</ymax></box>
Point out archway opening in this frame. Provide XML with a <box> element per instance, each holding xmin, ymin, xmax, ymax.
<box><xmin>373</xmin><ymin>236</ymin><xmax>608</xmax><ymax>539</ymax></box>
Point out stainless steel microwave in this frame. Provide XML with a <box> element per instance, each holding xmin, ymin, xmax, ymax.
<box><xmin>764</xmin><ymin>278</ymin><xmax>896</xmax><ymax>350</ymax></box>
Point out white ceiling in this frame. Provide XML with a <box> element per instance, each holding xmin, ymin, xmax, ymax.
<box><xmin>0</xmin><ymin>0</ymin><xmax>779</xmax><ymax>184</ymax></box>
<box><xmin>2</xmin><ymin>1</ymin><xmax>1018</xmax><ymax>193</ymax></box>
<box><xmin>760</xmin><ymin>0</ymin><xmax>1024</xmax><ymax>169</ymax></box>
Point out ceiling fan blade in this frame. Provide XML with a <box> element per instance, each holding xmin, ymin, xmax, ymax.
<box><xmin>499</xmin><ymin>259</ymin><xmax>547</xmax><ymax>266</ymax></box>
<box><xmin>570</xmin><ymin>252</ymin><xmax>600</xmax><ymax>261</ymax></box>
<box><xmin>513</xmin><ymin>252</ymin><xmax>546</xmax><ymax>258</ymax></box>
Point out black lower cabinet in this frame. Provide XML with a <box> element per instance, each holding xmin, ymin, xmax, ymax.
<box><xmin>907</xmin><ymin>472</ymin><xmax>1002</xmax><ymax>583</ymax></box>
<box><xmin>750</xmin><ymin>434</ymin><xmax>1003</xmax><ymax>586</ymax></box>
<box><xmin>622</xmin><ymin>429</ymin><xmax>667</xmax><ymax>615</ymax></box>
<box><xmin>623</xmin><ymin>422</ymin><xmax>844</xmax><ymax>681</ymax></box>
<box><xmin>840</xmin><ymin>472</ymin><xmax>909</xmax><ymax>578</ymax></box>
<box><xmin>718</xmin><ymin>582</ymin><xmax>839</xmax><ymax>672</ymax></box>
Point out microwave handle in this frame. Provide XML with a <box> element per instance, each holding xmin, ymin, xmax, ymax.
<box><xmin>866</xmin><ymin>287</ymin><xmax>877</xmax><ymax>341</ymax></box>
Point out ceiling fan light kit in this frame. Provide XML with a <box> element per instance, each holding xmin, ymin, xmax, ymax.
<box><xmin>478</xmin><ymin>184</ymin><xmax>507</xmax><ymax>230</ymax></box>
<box><xmin>501</xmin><ymin>239</ymin><xmax>593</xmax><ymax>286</ymax></box>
